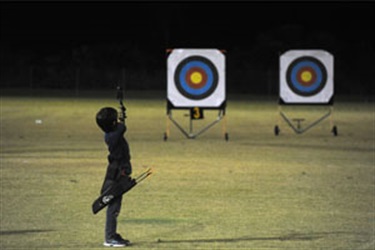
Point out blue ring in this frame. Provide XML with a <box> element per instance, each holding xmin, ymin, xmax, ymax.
<box><xmin>174</xmin><ymin>56</ymin><xmax>219</xmax><ymax>100</ymax></box>
<box><xmin>286</xmin><ymin>56</ymin><xmax>327</xmax><ymax>97</ymax></box>
<box><xmin>290</xmin><ymin>61</ymin><xmax>323</xmax><ymax>93</ymax></box>
<box><xmin>179</xmin><ymin>61</ymin><xmax>213</xmax><ymax>95</ymax></box>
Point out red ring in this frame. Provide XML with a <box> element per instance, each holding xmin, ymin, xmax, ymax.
<box><xmin>297</xmin><ymin>66</ymin><xmax>317</xmax><ymax>86</ymax></box>
<box><xmin>185</xmin><ymin>67</ymin><xmax>208</xmax><ymax>89</ymax></box>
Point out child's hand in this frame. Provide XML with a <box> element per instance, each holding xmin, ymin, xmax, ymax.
<box><xmin>120</xmin><ymin>169</ymin><xmax>128</xmax><ymax>177</ymax></box>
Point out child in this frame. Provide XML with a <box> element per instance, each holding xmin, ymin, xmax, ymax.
<box><xmin>95</xmin><ymin>107</ymin><xmax>132</xmax><ymax>247</ymax></box>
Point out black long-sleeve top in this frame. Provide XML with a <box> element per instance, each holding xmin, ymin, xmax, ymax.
<box><xmin>104</xmin><ymin>123</ymin><xmax>132</xmax><ymax>175</ymax></box>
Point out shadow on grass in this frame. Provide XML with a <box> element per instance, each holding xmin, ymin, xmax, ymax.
<box><xmin>0</xmin><ymin>229</ymin><xmax>54</xmax><ymax>235</ymax></box>
<box><xmin>151</xmin><ymin>231</ymin><xmax>356</xmax><ymax>245</ymax></box>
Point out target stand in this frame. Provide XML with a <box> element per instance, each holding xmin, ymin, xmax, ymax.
<box><xmin>274</xmin><ymin>99</ymin><xmax>338</xmax><ymax>136</ymax></box>
<box><xmin>164</xmin><ymin>100</ymin><xmax>228</xmax><ymax>140</ymax></box>
<box><xmin>274</xmin><ymin>49</ymin><xmax>338</xmax><ymax>136</ymax></box>
<box><xmin>164</xmin><ymin>48</ymin><xmax>228</xmax><ymax>140</ymax></box>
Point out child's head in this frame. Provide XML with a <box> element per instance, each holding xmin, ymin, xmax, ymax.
<box><xmin>96</xmin><ymin>107</ymin><xmax>118</xmax><ymax>133</ymax></box>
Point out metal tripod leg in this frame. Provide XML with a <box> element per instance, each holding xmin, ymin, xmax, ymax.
<box><xmin>164</xmin><ymin>109</ymin><xmax>227</xmax><ymax>140</ymax></box>
<box><xmin>275</xmin><ymin>105</ymin><xmax>337</xmax><ymax>135</ymax></box>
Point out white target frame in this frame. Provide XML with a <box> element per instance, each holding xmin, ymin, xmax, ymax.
<box><xmin>280</xmin><ymin>50</ymin><xmax>334</xmax><ymax>104</ymax></box>
<box><xmin>275</xmin><ymin>49</ymin><xmax>338</xmax><ymax>136</ymax></box>
<box><xmin>167</xmin><ymin>49</ymin><xmax>225</xmax><ymax>108</ymax></box>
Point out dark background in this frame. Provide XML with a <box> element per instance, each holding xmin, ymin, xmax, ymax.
<box><xmin>1</xmin><ymin>1</ymin><xmax>374</xmax><ymax>97</ymax></box>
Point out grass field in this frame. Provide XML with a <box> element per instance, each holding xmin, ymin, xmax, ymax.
<box><xmin>0</xmin><ymin>93</ymin><xmax>374</xmax><ymax>249</ymax></box>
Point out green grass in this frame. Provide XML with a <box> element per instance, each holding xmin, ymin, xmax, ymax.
<box><xmin>0</xmin><ymin>95</ymin><xmax>374</xmax><ymax>249</ymax></box>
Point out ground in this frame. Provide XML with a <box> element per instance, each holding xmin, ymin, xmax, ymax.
<box><xmin>0</xmin><ymin>93</ymin><xmax>374</xmax><ymax>249</ymax></box>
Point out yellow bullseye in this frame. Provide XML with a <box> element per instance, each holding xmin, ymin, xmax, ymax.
<box><xmin>301</xmin><ymin>71</ymin><xmax>312</xmax><ymax>82</ymax></box>
<box><xmin>190</xmin><ymin>72</ymin><xmax>202</xmax><ymax>84</ymax></box>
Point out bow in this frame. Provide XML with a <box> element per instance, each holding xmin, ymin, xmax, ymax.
<box><xmin>116</xmin><ymin>86</ymin><xmax>127</xmax><ymax>122</ymax></box>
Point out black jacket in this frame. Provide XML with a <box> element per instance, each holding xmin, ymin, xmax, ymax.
<box><xmin>101</xmin><ymin>123</ymin><xmax>132</xmax><ymax>193</ymax></box>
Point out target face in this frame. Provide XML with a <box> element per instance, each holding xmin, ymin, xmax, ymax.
<box><xmin>280</xmin><ymin>50</ymin><xmax>334</xmax><ymax>104</ymax></box>
<box><xmin>168</xmin><ymin>49</ymin><xmax>225</xmax><ymax>107</ymax></box>
<box><xmin>175</xmin><ymin>56</ymin><xmax>218</xmax><ymax>100</ymax></box>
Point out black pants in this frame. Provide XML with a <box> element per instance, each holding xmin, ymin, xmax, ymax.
<box><xmin>105</xmin><ymin>194</ymin><xmax>123</xmax><ymax>241</ymax></box>
<box><xmin>101</xmin><ymin>160</ymin><xmax>123</xmax><ymax>241</ymax></box>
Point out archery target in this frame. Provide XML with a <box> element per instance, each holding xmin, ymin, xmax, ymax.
<box><xmin>280</xmin><ymin>50</ymin><xmax>334</xmax><ymax>104</ymax></box>
<box><xmin>168</xmin><ymin>49</ymin><xmax>225</xmax><ymax>107</ymax></box>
